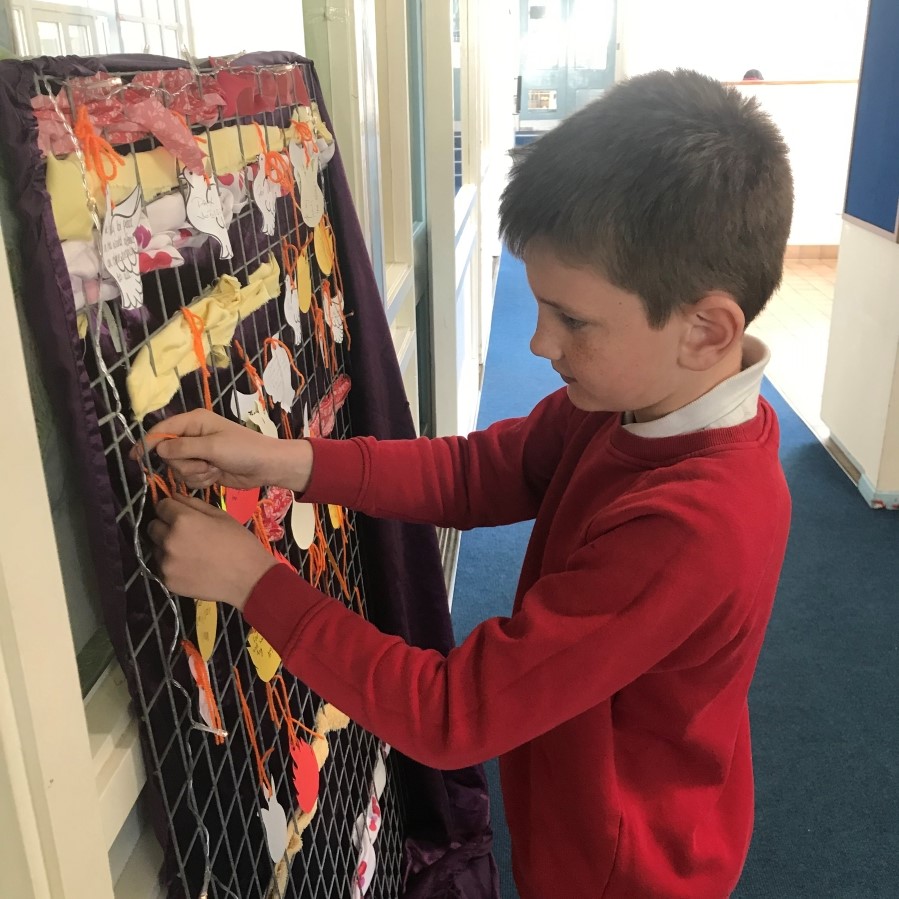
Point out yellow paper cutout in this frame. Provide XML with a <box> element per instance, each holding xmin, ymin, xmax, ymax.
<box><xmin>196</xmin><ymin>600</ymin><xmax>218</xmax><ymax>661</ymax></box>
<box><xmin>327</xmin><ymin>504</ymin><xmax>343</xmax><ymax>529</ymax></box>
<box><xmin>126</xmin><ymin>255</ymin><xmax>280</xmax><ymax>419</ymax></box>
<box><xmin>313</xmin><ymin>220</ymin><xmax>333</xmax><ymax>276</ymax></box>
<box><xmin>296</xmin><ymin>248</ymin><xmax>312</xmax><ymax>313</ymax></box>
<box><xmin>247</xmin><ymin>629</ymin><xmax>281</xmax><ymax>682</ymax></box>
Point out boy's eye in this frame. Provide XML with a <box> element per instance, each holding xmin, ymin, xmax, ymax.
<box><xmin>558</xmin><ymin>311</ymin><xmax>587</xmax><ymax>330</ymax></box>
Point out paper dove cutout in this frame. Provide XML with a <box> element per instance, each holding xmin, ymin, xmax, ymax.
<box><xmin>284</xmin><ymin>276</ymin><xmax>303</xmax><ymax>344</ymax></box>
<box><xmin>102</xmin><ymin>186</ymin><xmax>144</xmax><ymax>310</ymax></box>
<box><xmin>230</xmin><ymin>387</ymin><xmax>261</xmax><ymax>423</ymax></box>
<box><xmin>260</xmin><ymin>791</ymin><xmax>289</xmax><ymax>863</ymax></box>
<box><xmin>181</xmin><ymin>167</ymin><xmax>234</xmax><ymax>259</ymax></box>
<box><xmin>323</xmin><ymin>286</ymin><xmax>345</xmax><ymax>344</ymax></box>
<box><xmin>262</xmin><ymin>344</ymin><xmax>295</xmax><ymax>408</ymax></box>
<box><xmin>252</xmin><ymin>156</ymin><xmax>279</xmax><ymax>236</ymax></box>
<box><xmin>289</xmin><ymin>141</ymin><xmax>324</xmax><ymax>227</ymax></box>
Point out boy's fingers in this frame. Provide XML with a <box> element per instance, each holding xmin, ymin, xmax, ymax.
<box><xmin>146</xmin><ymin>518</ymin><xmax>168</xmax><ymax>546</ymax></box>
<box><xmin>156</xmin><ymin>435</ymin><xmax>217</xmax><ymax>464</ymax></box>
<box><xmin>132</xmin><ymin>410</ymin><xmax>219</xmax><ymax>460</ymax></box>
<box><xmin>163</xmin><ymin>459</ymin><xmax>216</xmax><ymax>480</ymax></box>
<box><xmin>169</xmin><ymin>492</ymin><xmax>230</xmax><ymax>519</ymax></box>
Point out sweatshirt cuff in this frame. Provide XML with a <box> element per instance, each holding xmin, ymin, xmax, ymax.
<box><xmin>301</xmin><ymin>437</ymin><xmax>369</xmax><ymax>507</ymax></box>
<box><xmin>243</xmin><ymin>563</ymin><xmax>328</xmax><ymax>658</ymax></box>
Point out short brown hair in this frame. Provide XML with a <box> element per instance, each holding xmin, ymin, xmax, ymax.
<box><xmin>500</xmin><ymin>69</ymin><xmax>793</xmax><ymax>327</ymax></box>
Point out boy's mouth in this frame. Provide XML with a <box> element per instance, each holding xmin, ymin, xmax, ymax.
<box><xmin>555</xmin><ymin>369</ymin><xmax>575</xmax><ymax>384</ymax></box>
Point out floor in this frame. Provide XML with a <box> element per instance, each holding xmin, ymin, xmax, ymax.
<box><xmin>748</xmin><ymin>257</ymin><xmax>836</xmax><ymax>442</ymax></box>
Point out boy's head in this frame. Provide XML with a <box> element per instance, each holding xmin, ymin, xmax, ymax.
<box><xmin>500</xmin><ymin>69</ymin><xmax>793</xmax><ymax>330</ymax></box>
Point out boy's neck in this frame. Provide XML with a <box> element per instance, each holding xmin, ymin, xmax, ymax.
<box><xmin>631</xmin><ymin>342</ymin><xmax>747</xmax><ymax>424</ymax></box>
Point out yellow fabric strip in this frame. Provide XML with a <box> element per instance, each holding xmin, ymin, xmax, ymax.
<box><xmin>47</xmin><ymin>115</ymin><xmax>303</xmax><ymax>242</ymax></box>
<box><xmin>126</xmin><ymin>253</ymin><xmax>281</xmax><ymax>420</ymax></box>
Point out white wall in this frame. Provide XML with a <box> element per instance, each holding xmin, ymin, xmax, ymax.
<box><xmin>822</xmin><ymin>220</ymin><xmax>899</xmax><ymax>501</ymax></box>
<box><xmin>619</xmin><ymin>0</ymin><xmax>868</xmax><ymax>83</ymax></box>
<box><xmin>619</xmin><ymin>0</ymin><xmax>868</xmax><ymax>246</ymax></box>
<box><xmin>738</xmin><ymin>82</ymin><xmax>857</xmax><ymax>245</ymax></box>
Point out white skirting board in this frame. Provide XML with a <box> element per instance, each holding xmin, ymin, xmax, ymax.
<box><xmin>858</xmin><ymin>474</ymin><xmax>899</xmax><ymax>511</ymax></box>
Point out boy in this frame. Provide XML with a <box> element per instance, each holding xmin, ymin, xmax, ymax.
<box><xmin>146</xmin><ymin>70</ymin><xmax>793</xmax><ymax>897</ymax></box>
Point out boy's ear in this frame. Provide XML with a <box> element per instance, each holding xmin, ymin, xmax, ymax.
<box><xmin>677</xmin><ymin>293</ymin><xmax>745</xmax><ymax>371</ymax></box>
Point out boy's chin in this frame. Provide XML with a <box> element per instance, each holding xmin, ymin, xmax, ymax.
<box><xmin>564</xmin><ymin>384</ymin><xmax>618</xmax><ymax>414</ymax></box>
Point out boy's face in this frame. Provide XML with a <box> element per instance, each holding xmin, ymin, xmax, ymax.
<box><xmin>524</xmin><ymin>243</ymin><xmax>692</xmax><ymax>421</ymax></box>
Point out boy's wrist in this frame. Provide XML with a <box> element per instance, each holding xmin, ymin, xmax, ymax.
<box><xmin>268</xmin><ymin>437</ymin><xmax>313</xmax><ymax>494</ymax></box>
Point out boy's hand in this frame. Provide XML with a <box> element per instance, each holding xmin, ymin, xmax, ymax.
<box><xmin>147</xmin><ymin>494</ymin><xmax>277</xmax><ymax>610</ymax></box>
<box><xmin>136</xmin><ymin>409</ymin><xmax>313</xmax><ymax>493</ymax></box>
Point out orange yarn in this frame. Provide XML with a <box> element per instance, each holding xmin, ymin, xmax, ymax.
<box><xmin>265</xmin><ymin>674</ymin><xmax>323</xmax><ymax>743</ymax></box>
<box><xmin>183</xmin><ymin>640</ymin><xmax>226</xmax><ymax>745</ymax></box>
<box><xmin>252</xmin><ymin>508</ymin><xmax>274</xmax><ymax>555</ymax></box>
<box><xmin>313</xmin><ymin>506</ymin><xmax>351</xmax><ymax>602</ymax></box>
<box><xmin>73</xmin><ymin>106</ymin><xmax>125</xmax><ymax>190</ymax></box>
<box><xmin>263</xmin><ymin>336</ymin><xmax>307</xmax><ymax>393</ymax></box>
<box><xmin>254</xmin><ymin>123</ymin><xmax>294</xmax><ymax>197</ymax></box>
<box><xmin>291</xmin><ymin>121</ymin><xmax>316</xmax><ymax>164</ymax></box>
<box><xmin>234</xmin><ymin>667</ymin><xmax>273</xmax><ymax>796</ymax></box>
<box><xmin>233</xmin><ymin>339</ymin><xmax>268</xmax><ymax>407</ymax></box>
<box><xmin>180</xmin><ymin>306</ymin><xmax>213</xmax><ymax>410</ymax></box>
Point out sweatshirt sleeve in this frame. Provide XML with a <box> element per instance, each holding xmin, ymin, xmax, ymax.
<box><xmin>301</xmin><ymin>389</ymin><xmax>577</xmax><ymax>530</ymax></box>
<box><xmin>243</xmin><ymin>507</ymin><xmax>764</xmax><ymax>770</ymax></box>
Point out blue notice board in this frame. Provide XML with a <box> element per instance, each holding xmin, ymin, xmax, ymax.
<box><xmin>844</xmin><ymin>0</ymin><xmax>899</xmax><ymax>237</ymax></box>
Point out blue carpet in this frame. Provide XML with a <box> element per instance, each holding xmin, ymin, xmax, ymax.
<box><xmin>451</xmin><ymin>252</ymin><xmax>899</xmax><ymax>898</ymax></box>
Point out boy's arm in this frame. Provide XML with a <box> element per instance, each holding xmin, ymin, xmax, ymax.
<box><xmin>242</xmin><ymin>508</ymin><xmax>774</xmax><ymax>769</ymax></box>
<box><xmin>301</xmin><ymin>389</ymin><xmax>577</xmax><ymax>530</ymax></box>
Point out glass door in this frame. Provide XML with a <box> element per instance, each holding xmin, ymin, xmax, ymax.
<box><xmin>519</xmin><ymin>0</ymin><xmax>616</xmax><ymax>130</ymax></box>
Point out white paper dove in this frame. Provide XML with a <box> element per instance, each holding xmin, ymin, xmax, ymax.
<box><xmin>323</xmin><ymin>287</ymin><xmax>345</xmax><ymax>344</ymax></box>
<box><xmin>181</xmin><ymin>167</ymin><xmax>234</xmax><ymax>259</ymax></box>
<box><xmin>246</xmin><ymin>402</ymin><xmax>279</xmax><ymax>439</ymax></box>
<box><xmin>230</xmin><ymin>387</ymin><xmax>261</xmax><ymax>423</ymax></box>
<box><xmin>102</xmin><ymin>186</ymin><xmax>144</xmax><ymax>310</ymax></box>
<box><xmin>252</xmin><ymin>156</ymin><xmax>279</xmax><ymax>236</ymax></box>
<box><xmin>259</xmin><ymin>791</ymin><xmax>289</xmax><ymax>863</ymax></box>
<box><xmin>289</xmin><ymin>141</ymin><xmax>324</xmax><ymax>227</ymax></box>
<box><xmin>262</xmin><ymin>344</ymin><xmax>295</xmax><ymax>409</ymax></box>
<box><xmin>283</xmin><ymin>277</ymin><xmax>303</xmax><ymax>345</ymax></box>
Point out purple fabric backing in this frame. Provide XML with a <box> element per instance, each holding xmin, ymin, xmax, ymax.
<box><xmin>0</xmin><ymin>52</ymin><xmax>498</xmax><ymax>898</ymax></box>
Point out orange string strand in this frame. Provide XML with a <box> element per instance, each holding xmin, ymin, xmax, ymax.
<box><xmin>233</xmin><ymin>339</ymin><xmax>267</xmax><ymax>406</ymax></box>
<box><xmin>73</xmin><ymin>106</ymin><xmax>126</xmax><ymax>190</ymax></box>
<box><xmin>280</xmin><ymin>410</ymin><xmax>294</xmax><ymax>440</ymax></box>
<box><xmin>263</xmin><ymin>336</ymin><xmax>307</xmax><ymax>392</ymax></box>
<box><xmin>182</xmin><ymin>640</ymin><xmax>225</xmax><ymax>745</ymax></box>
<box><xmin>312</xmin><ymin>507</ymin><xmax>351</xmax><ymax>601</ymax></box>
<box><xmin>252</xmin><ymin>508</ymin><xmax>274</xmax><ymax>555</ymax></box>
<box><xmin>266</xmin><ymin>675</ymin><xmax>323</xmax><ymax>742</ymax></box>
<box><xmin>233</xmin><ymin>668</ymin><xmax>272</xmax><ymax>796</ymax></box>
<box><xmin>254</xmin><ymin>123</ymin><xmax>294</xmax><ymax>196</ymax></box>
<box><xmin>180</xmin><ymin>306</ymin><xmax>213</xmax><ymax>410</ymax></box>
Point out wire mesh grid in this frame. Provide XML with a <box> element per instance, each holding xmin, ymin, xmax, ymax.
<box><xmin>32</xmin><ymin>60</ymin><xmax>407</xmax><ymax>899</ymax></box>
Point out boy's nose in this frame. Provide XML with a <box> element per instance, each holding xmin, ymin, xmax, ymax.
<box><xmin>530</xmin><ymin>324</ymin><xmax>560</xmax><ymax>361</ymax></box>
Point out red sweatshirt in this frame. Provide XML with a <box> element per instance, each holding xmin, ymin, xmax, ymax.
<box><xmin>244</xmin><ymin>389</ymin><xmax>791</xmax><ymax>898</ymax></box>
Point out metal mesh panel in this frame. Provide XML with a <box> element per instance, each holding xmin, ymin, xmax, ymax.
<box><xmin>32</xmin><ymin>60</ymin><xmax>407</xmax><ymax>899</ymax></box>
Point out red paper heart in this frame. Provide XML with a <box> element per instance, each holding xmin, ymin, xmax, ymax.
<box><xmin>224</xmin><ymin>486</ymin><xmax>260</xmax><ymax>525</ymax></box>
<box><xmin>291</xmin><ymin>741</ymin><xmax>319</xmax><ymax>813</ymax></box>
